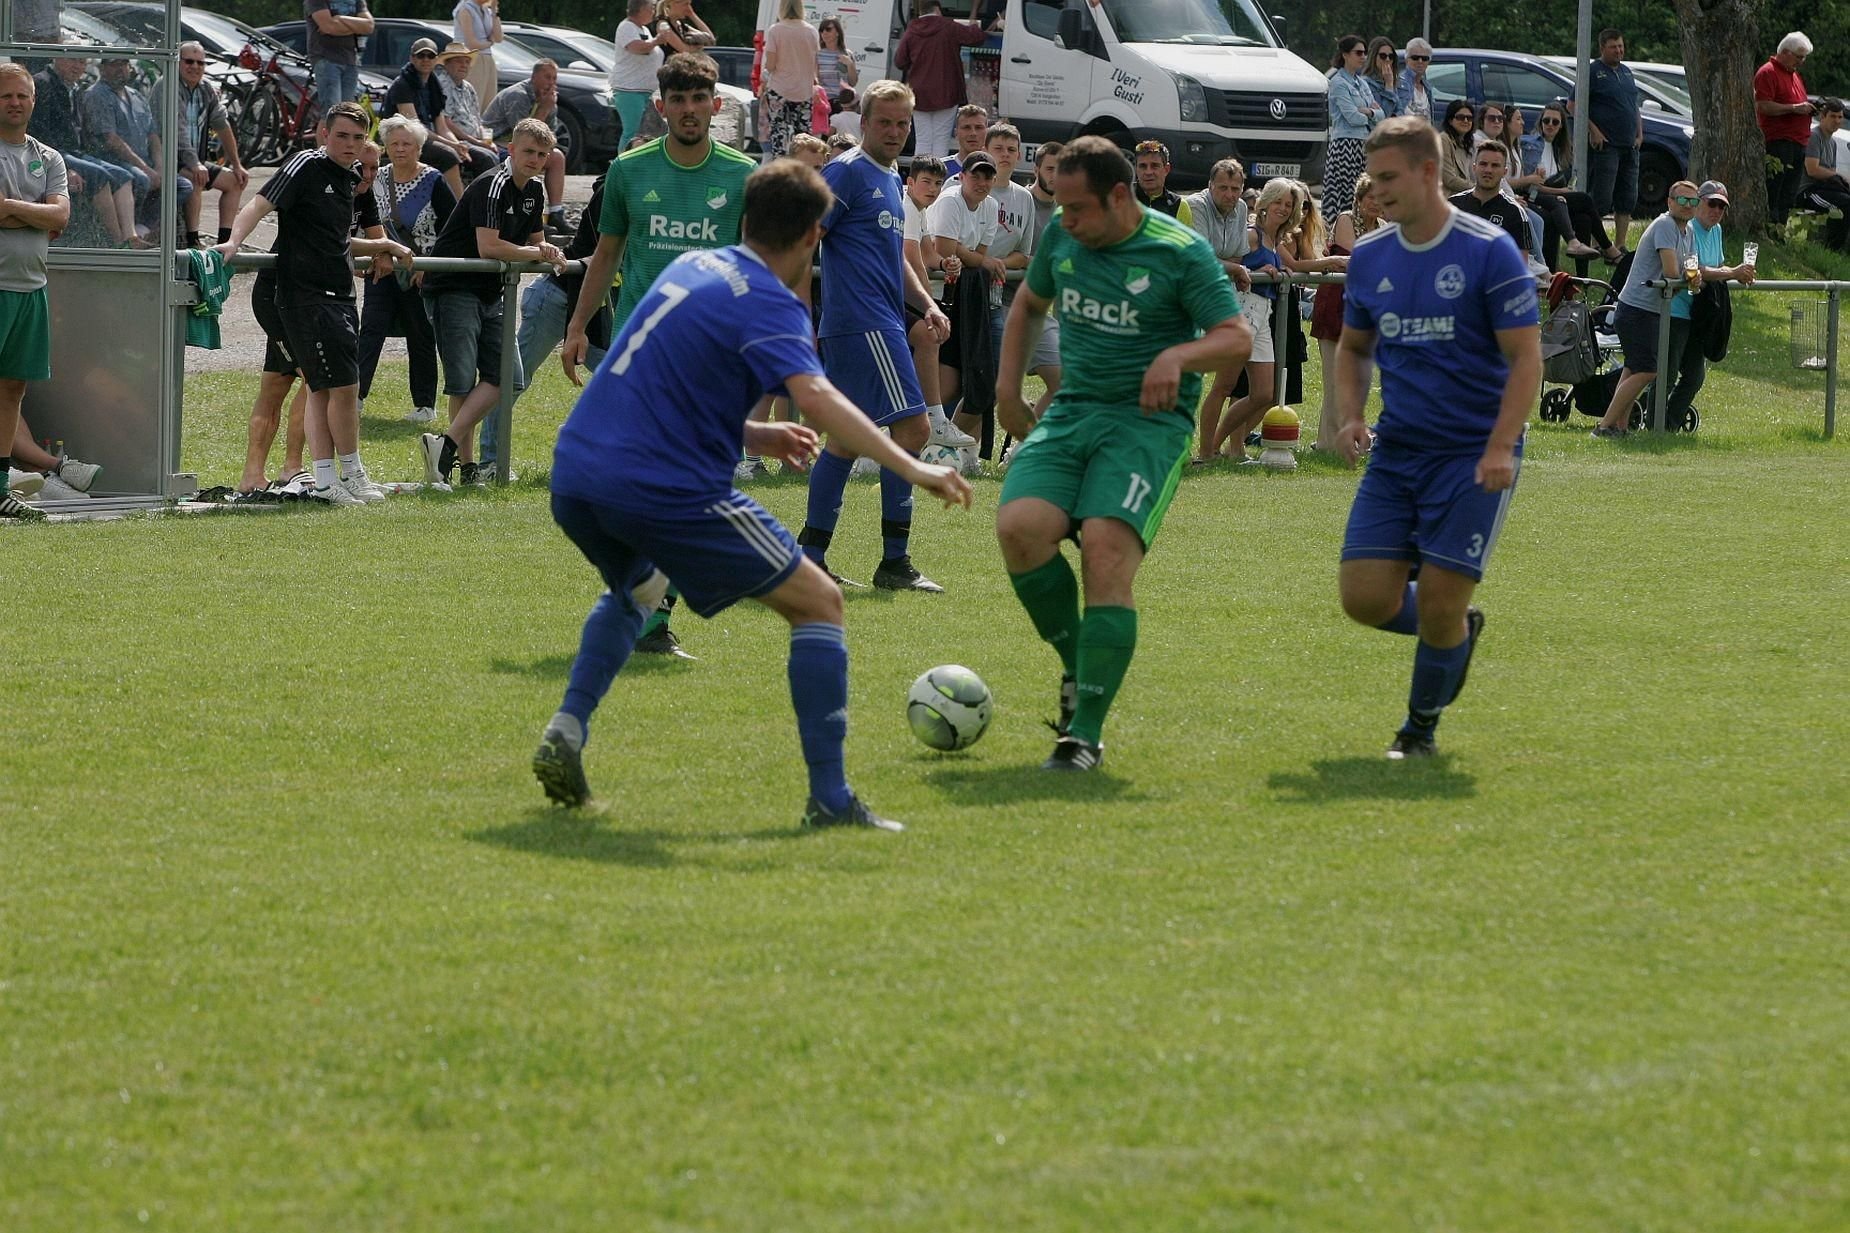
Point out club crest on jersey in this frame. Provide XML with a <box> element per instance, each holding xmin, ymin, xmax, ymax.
<box><xmin>706</xmin><ymin>188</ymin><xmax>728</xmax><ymax>209</ymax></box>
<box><xmin>1124</xmin><ymin>267</ymin><xmax>1152</xmax><ymax>295</ymax></box>
<box><xmin>878</xmin><ymin>209</ymin><xmax>895</xmax><ymax>230</ymax></box>
<box><xmin>1434</xmin><ymin>264</ymin><xmax>1466</xmax><ymax>299</ymax></box>
<box><xmin>26</xmin><ymin>159</ymin><xmax>44</xmax><ymax>178</ymax></box>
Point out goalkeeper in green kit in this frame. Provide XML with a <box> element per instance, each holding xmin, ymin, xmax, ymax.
<box><xmin>994</xmin><ymin>137</ymin><xmax>1252</xmax><ymax>771</ymax></box>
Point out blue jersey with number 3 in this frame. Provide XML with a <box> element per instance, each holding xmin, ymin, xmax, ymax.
<box><xmin>1343</xmin><ymin>210</ymin><xmax>1540</xmax><ymax>453</ymax></box>
<box><xmin>552</xmin><ymin>245</ymin><xmax>822</xmax><ymax>502</ymax></box>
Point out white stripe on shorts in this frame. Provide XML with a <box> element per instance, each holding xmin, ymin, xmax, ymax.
<box><xmin>707</xmin><ymin>498</ymin><xmax>792</xmax><ymax>569</ymax></box>
<box><xmin>866</xmin><ymin>330</ymin><xmax>905</xmax><ymax>412</ymax></box>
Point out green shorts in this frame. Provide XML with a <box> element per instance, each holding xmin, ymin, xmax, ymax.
<box><xmin>999</xmin><ymin>403</ymin><xmax>1192</xmax><ymax>547</ymax></box>
<box><xmin>0</xmin><ymin>287</ymin><xmax>51</xmax><ymax>382</ymax></box>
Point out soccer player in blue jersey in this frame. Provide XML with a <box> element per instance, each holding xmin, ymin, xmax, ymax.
<box><xmin>797</xmin><ymin>80</ymin><xmax>957</xmax><ymax>593</ymax></box>
<box><xmin>1333</xmin><ymin>116</ymin><xmax>1543</xmax><ymax>759</ymax></box>
<box><xmin>532</xmin><ymin>159</ymin><xmax>973</xmax><ymax>829</ymax></box>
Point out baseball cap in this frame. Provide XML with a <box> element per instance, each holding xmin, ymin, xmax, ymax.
<box><xmin>409</xmin><ymin>38</ymin><xmax>440</xmax><ymax>58</ymax></box>
<box><xmin>961</xmin><ymin>151</ymin><xmax>997</xmax><ymax>175</ymax></box>
<box><xmin>1697</xmin><ymin>179</ymin><xmax>1729</xmax><ymax>205</ymax></box>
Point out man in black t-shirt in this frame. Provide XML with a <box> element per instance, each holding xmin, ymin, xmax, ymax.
<box><xmin>219</xmin><ymin>104</ymin><xmax>411</xmax><ymax>505</ymax></box>
<box><xmin>1448</xmin><ymin>141</ymin><xmax>1532</xmax><ymax>257</ymax></box>
<box><xmin>417</xmin><ymin>117</ymin><xmax>565</xmax><ymax>489</ymax></box>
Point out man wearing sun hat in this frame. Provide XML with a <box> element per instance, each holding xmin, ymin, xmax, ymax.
<box><xmin>435</xmin><ymin>41</ymin><xmax>500</xmax><ymax>183</ymax></box>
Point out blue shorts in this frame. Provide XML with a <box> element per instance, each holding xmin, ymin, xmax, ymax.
<box><xmin>551</xmin><ymin>488</ymin><xmax>802</xmax><ymax>618</ymax></box>
<box><xmin>1340</xmin><ymin>444</ymin><xmax>1521</xmax><ymax>582</ymax></box>
<box><xmin>820</xmin><ymin>327</ymin><xmax>925</xmax><ymax>427</ymax></box>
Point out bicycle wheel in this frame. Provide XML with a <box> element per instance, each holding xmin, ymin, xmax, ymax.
<box><xmin>240</xmin><ymin>86</ymin><xmax>282</xmax><ymax>167</ymax></box>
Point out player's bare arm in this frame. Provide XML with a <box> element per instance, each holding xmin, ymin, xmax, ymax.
<box><xmin>787</xmin><ymin>373</ymin><xmax>973</xmax><ymax>510</ymax></box>
<box><xmin>562</xmin><ymin>233</ymin><xmax>627</xmax><ymax>384</ymax></box>
<box><xmin>0</xmin><ymin>193</ymin><xmax>68</xmax><ymax>233</ymax></box>
<box><xmin>1333</xmin><ymin>324</ymin><xmax>1378</xmax><ymax>466</ymax></box>
<box><xmin>901</xmin><ymin>242</ymin><xmax>950</xmax><ymax>341</ymax></box>
<box><xmin>744</xmin><ymin>418</ymin><xmax>821</xmax><ymax>472</ymax></box>
<box><xmin>1477</xmin><ymin>323</ymin><xmax>1541</xmax><ymax>492</ymax></box>
<box><xmin>995</xmin><ymin>285</ymin><xmax>1051</xmax><ymax>437</ymax></box>
<box><xmin>1140</xmin><ymin>315</ymin><xmax>1251</xmax><ymax>414</ymax></box>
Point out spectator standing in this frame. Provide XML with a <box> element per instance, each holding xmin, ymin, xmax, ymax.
<box><xmin>1326</xmin><ymin>36</ymin><xmax>1382</xmax><ymax>217</ymax></box>
<box><xmin>1800</xmin><ymin>98</ymin><xmax>1850</xmax><ymax>249</ymax></box>
<box><xmin>816</xmin><ymin>17</ymin><xmax>859</xmax><ymax>114</ymax></box>
<box><xmin>304</xmin><ymin>0</ymin><xmax>373</xmax><ymax>107</ymax></box>
<box><xmin>761</xmin><ymin>0</ymin><xmax>819</xmax><ymax>159</ymax></box>
<box><xmin>972</xmin><ymin>124</ymin><xmax>1036</xmax><ymax>410</ymax></box>
<box><xmin>1184</xmin><ymin>157</ymin><xmax>1254</xmax><ymax>463</ymax></box>
<box><xmin>927</xmin><ymin>149</ymin><xmax>1001</xmax><ymax>460</ymax></box>
<box><xmin>1311</xmin><ymin>172</ymin><xmax>1383</xmax><ymax>451</ymax></box>
<box><xmin>217</xmin><ymin>103</ymin><xmax>412</xmax><ymax>504</ymax></box>
<box><xmin>0</xmin><ymin>63</ymin><xmax>69</xmax><ymax>522</ymax></box>
<box><xmin>1019</xmin><ymin>140</ymin><xmax>1064</xmax><ymax>422</ymax></box>
<box><xmin>894</xmin><ymin>0</ymin><xmax>989</xmax><ymax>158</ymax></box>
<box><xmin>385</xmin><ymin>39</ymin><xmax>470</xmax><ymax>199</ymax></box>
<box><xmin>1755</xmin><ymin>33</ymin><xmax>1814</xmax><ymax>232</ymax></box>
<box><xmin>481</xmin><ymin>59</ymin><xmax>570</xmax><ymax>237</ymax></box>
<box><xmin>1592</xmin><ymin>179</ymin><xmax>1700</xmax><ymax>439</ymax></box>
<box><xmin>83</xmin><ymin>56</ymin><xmax>190</xmax><ymax>241</ymax></box>
<box><xmin>943</xmin><ymin>104</ymin><xmax>990</xmax><ymax>176</ymax></box>
<box><xmin>1365</xmin><ymin>38</ymin><xmax>1403</xmax><ymax>121</ymax></box>
<box><xmin>1397</xmin><ymin>38</ymin><xmax>1433</xmax><ymax>121</ymax></box>
<box><xmin>1664</xmin><ymin>182</ymin><xmax>1754</xmax><ymax>424</ymax></box>
<box><xmin>30</xmin><ymin>56</ymin><xmax>139</xmax><ymax>248</ymax></box>
<box><xmin>901</xmin><ymin>156</ymin><xmax>963</xmax><ymax>453</ymax></box>
<box><xmin>1586</xmin><ymin>28</ymin><xmax>1642</xmax><ymax>253</ymax></box>
<box><xmin>161</xmin><ymin>42</ymin><xmax>248</xmax><ymax>248</ymax></box>
<box><xmin>1437</xmin><ymin>98</ymin><xmax>1474</xmax><ymax>194</ymax></box>
<box><xmin>657</xmin><ymin>0</ymin><xmax>716</xmax><ymax>55</ymax></box>
<box><xmin>417</xmin><ymin>118</ymin><xmax>564</xmax><ymax>489</ymax></box>
<box><xmin>611</xmin><ymin>1</ymin><xmax>665</xmax><ymax>150</ymax></box>
<box><xmin>1205</xmin><ymin>179</ymin><xmax>1300</xmax><ymax>458</ymax></box>
<box><xmin>359</xmin><ymin>115</ymin><xmax>455</xmax><ymax>426</ymax></box>
<box><xmin>452</xmin><ymin>0</ymin><xmax>503</xmax><ymax>111</ymax></box>
<box><xmin>1132</xmin><ymin>139</ymin><xmax>1192</xmax><ymax>223</ymax></box>
<box><xmin>435</xmin><ymin>43</ymin><xmax>504</xmax><ymax>184</ymax></box>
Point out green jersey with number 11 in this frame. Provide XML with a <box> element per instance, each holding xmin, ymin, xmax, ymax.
<box><xmin>1025</xmin><ymin>206</ymin><xmax>1239</xmax><ymax>427</ymax></box>
<box><xmin>599</xmin><ymin>137</ymin><xmax>757</xmax><ymax>329</ymax></box>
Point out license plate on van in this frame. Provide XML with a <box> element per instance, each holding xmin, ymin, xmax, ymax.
<box><xmin>1252</xmin><ymin>162</ymin><xmax>1300</xmax><ymax>179</ymax></box>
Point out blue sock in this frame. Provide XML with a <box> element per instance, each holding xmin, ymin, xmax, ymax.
<box><xmin>787</xmin><ymin>622</ymin><xmax>853</xmax><ymax>811</ymax></box>
<box><xmin>878</xmin><ymin>462</ymin><xmax>913</xmax><ymax>562</ymax></box>
<box><xmin>559</xmin><ymin>589</ymin><xmax>646</xmax><ymax>740</ymax></box>
<box><xmin>800</xmin><ymin>450</ymin><xmax>854</xmax><ymax>566</ymax></box>
<box><xmin>1405</xmin><ymin>637</ymin><xmax>1471</xmax><ymax>736</ymax></box>
<box><xmin>1376</xmin><ymin>582</ymin><xmax>1420</xmax><ymax>636</ymax></box>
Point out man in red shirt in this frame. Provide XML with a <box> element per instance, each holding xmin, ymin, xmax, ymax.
<box><xmin>894</xmin><ymin>0</ymin><xmax>989</xmax><ymax>158</ymax></box>
<box><xmin>1755</xmin><ymin>31</ymin><xmax>1815</xmax><ymax>227</ymax></box>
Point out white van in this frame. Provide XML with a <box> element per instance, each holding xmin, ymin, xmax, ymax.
<box><xmin>756</xmin><ymin>0</ymin><xmax>1328</xmax><ymax>185</ymax></box>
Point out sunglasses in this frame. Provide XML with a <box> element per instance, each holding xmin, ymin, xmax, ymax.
<box><xmin>180</xmin><ymin>57</ymin><xmax>208</xmax><ymax>66</ymax></box>
<box><xmin>1672</xmin><ymin>195</ymin><xmax>1700</xmax><ymax>207</ymax></box>
<box><xmin>1377</xmin><ymin>51</ymin><xmax>1395</xmax><ymax>59</ymax></box>
<box><xmin>1483</xmin><ymin>113</ymin><xmax>1504</xmax><ymax>122</ymax></box>
<box><xmin>1705</xmin><ymin>198</ymin><xmax>1728</xmax><ymax>209</ymax></box>
<box><xmin>413</xmin><ymin>51</ymin><xmax>437</xmax><ymax>59</ymax></box>
<box><xmin>1408</xmin><ymin>54</ymin><xmax>1431</xmax><ymax>62</ymax></box>
<box><xmin>1540</xmin><ymin>117</ymin><xmax>1562</xmax><ymax>125</ymax></box>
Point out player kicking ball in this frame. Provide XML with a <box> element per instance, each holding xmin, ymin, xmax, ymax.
<box><xmin>994</xmin><ymin>137</ymin><xmax>1250</xmax><ymax>771</ymax></box>
<box><xmin>533</xmin><ymin>160</ymin><xmax>972</xmax><ymax>829</ymax></box>
<box><xmin>1332</xmin><ymin>117</ymin><xmax>1542</xmax><ymax>758</ymax></box>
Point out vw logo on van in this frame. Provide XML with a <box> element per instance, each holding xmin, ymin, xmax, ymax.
<box><xmin>1270</xmin><ymin>98</ymin><xmax>1287</xmax><ymax>120</ymax></box>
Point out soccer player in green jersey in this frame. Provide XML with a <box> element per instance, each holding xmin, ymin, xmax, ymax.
<box><xmin>995</xmin><ymin>137</ymin><xmax>1252</xmax><ymax>770</ymax></box>
<box><xmin>560</xmin><ymin>51</ymin><xmax>756</xmax><ymax>659</ymax></box>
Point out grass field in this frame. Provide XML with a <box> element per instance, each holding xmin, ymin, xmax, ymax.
<box><xmin>3</xmin><ymin>242</ymin><xmax>1847</xmax><ymax>1230</ymax></box>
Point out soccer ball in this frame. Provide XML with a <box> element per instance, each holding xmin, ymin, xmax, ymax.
<box><xmin>918</xmin><ymin>442</ymin><xmax>963</xmax><ymax>470</ymax></box>
<box><xmin>906</xmin><ymin>664</ymin><xmax>993</xmax><ymax>751</ymax></box>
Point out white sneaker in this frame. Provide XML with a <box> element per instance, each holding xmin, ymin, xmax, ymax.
<box><xmin>37</xmin><ymin>473</ymin><xmax>89</xmax><ymax>501</ymax></box>
<box><xmin>733</xmin><ymin>458</ymin><xmax>767</xmax><ymax>483</ymax></box>
<box><xmin>929</xmin><ymin>419</ymin><xmax>977</xmax><ymax>449</ymax></box>
<box><xmin>7</xmin><ymin>467</ymin><xmax>44</xmax><ymax>496</ymax></box>
<box><xmin>851</xmin><ymin>455</ymin><xmax>880</xmax><ymax>478</ymax></box>
<box><xmin>309</xmin><ymin>482</ymin><xmax>365</xmax><ymax>506</ymax></box>
<box><xmin>403</xmin><ymin>406</ymin><xmax>437</xmax><ymax>424</ymax></box>
<box><xmin>54</xmin><ymin>457</ymin><xmax>101</xmax><ymax>491</ymax></box>
<box><xmin>418</xmin><ymin>432</ymin><xmax>450</xmax><ymax>485</ymax></box>
<box><xmin>957</xmin><ymin>445</ymin><xmax>983</xmax><ymax>476</ymax></box>
<box><xmin>999</xmin><ymin>440</ymin><xmax>1019</xmax><ymax>470</ymax></box>
<box><xmin>341</xmin><ymin>474</ymin><xmax>388</xmax><ymax>503</ymax></box>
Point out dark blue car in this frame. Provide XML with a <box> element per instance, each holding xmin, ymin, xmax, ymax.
<box><xmin>1423</xmin><ymin>48</ymin><xmax>1692</xmax><ymax>216</ymax></box>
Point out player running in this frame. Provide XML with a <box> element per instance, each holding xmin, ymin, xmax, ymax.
<box><xmin>1332</xmin><ymin>116</ymin><xmax>1542</xmax><ymax>758</ymax></box>
<box><xmin>560</xmin><ymin>51</ymin><xmax>757</xmax><ymax>660</ymax></box>
<box><xmin>796</xmin><ymin>80</ymin><xmax>956</xmax><ymax>593</ymax></box>
<box><xmin>533</xmin><ymin>159</ymin><xmax>973</xmax><ymax>829</ymax></box>
<box><xmin>995</xmin><ymin>137</ymin><xmax>1250</xmax><ymax>771</ymax></box>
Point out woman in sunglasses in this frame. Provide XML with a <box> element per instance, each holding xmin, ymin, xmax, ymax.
<box><xmin>1396</xmin><ymin>39</ymin><xmax>1433</xmax><ymax>120</ymax></box>
<box><xmin>1522</xmin><ymin>103</ymin><xmax>1621</xmax><ymax>263</ymax></box>
<box><xmin>1364</xmin><ymin>38</ymin><xmax>1403</xmax><ymax>122</ymax></box>
<box><xmin>1438</xmin><ymin>98</ymin><xmax>1475</xmax><ymax>195</ymax></box>
<box><xmin>1326</xmin><ymin>35</ymin><xmax>1382</xmax><ymax>216</ymax></box>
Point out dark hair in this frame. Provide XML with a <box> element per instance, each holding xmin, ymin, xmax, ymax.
<box><xmin>1035</xmin><ymin>140</ymin><xmax>1065</xmax><ymax>163</ymax></box>
<box><xmin>986</xmin><ymin>122</ymin><xmax>1021</xmax><ymax>146</ymax></box>
<box><xmin>658</xmin><ymin>51</ymin><xmax>718</xmax><ymax>94</ymax></box>
<box><xmin>907</xmin><ymin>155</ymin><xmax>948</xmax><ymax>181</ymax></box>
<box><xmin>1597</xmin><ymin>28</ymin><xmax>1622</xmax><ymax>45</ymax></box>
<box><xmin>1475</xmin><ymin>138</ymin><xmax>1510</xmax><ymax>166</ymax></box>
<box><xmin>1331</xmin><ymin>34</ymin><xmax>1365</xmax><ymax>70</ymax></box>
<box><xmin>956</xmin><ymin>103</ymin><xmax>987</xmax><ymax>123</ymax></box>
<box><xmin>1823</xmin><ymin>97</ymin><xmax>1847</xmax><ymax>116</ymax></box>
<box><xmin>827</xmin><ymin>131</ymin><xmax>856</xmax><ymax>152</ymax></box>
<box><xmin>817</xmin><ymin>17</ymin><xmax>844</xmax><ymax>45</ymax></box>
<box><xmin>743</xmin><ymin>158</ymin><xmax>834</xmax><ymax>249</ymax></box>
<box><xmin>1441</xmin><ymin>98</ymin><xmax>1475</xmax><ymax>150</ymax></box>
<box><xmin>1475</xmin><ymin>101</ymin><xmax>1506</xmax><ymax>134</ymax></box>
<box><xmin>1365</xmin><ymin>36</ymin><xmax>1397</xmax><ymax>87</ymax></box>
<box><xmin>1540</xmin><ymin>103</ymin><xmax>1572</xmax><ymax>164</ymax></box>
<box><xmin>1056</xmin><ymin>134</ymin><xmax>1133</xmax><ymax>203</ymax></box>
<box><xmin>324</xmin><ymin>101</ymin><xmax>370</xmax><ymax>133</ymax></box>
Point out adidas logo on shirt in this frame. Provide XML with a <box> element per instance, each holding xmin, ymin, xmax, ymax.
<box><xmin>1057</xmin><ymin>258</ymin><xmax>1075</xmax><ymax>273</ymax></box>
<box><xmin>1377</xmin><ymin>277</ymin><xmax>1394</xmax><ymax>292</ymax></box>
<box><xmin>643</xmin><ymin>189</ymin><xmax>662</xmax><ymax>202</ymax></box>
<box><xmin>323</xmin><ymin>184</ymin><xmax>335</xmax><ymax>194</ymax></box>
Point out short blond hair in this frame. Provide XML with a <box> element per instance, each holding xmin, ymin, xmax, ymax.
<box><xmin>789</xmin><ymin>132</ymin><xmax>829</xmax><ymax>157</ymax></box>
<box><xmin>511</xmin><ymin>117</ymin><xmax>557</xmax><ymax>149</ymax></box>
<box><xmin>0</xmin><ymin>63</ymin><xmax>36</xmax><ymax>94</ymax></box>
<box><xmin>861</xmin><ymin>79</ymin><xmax>914</xmax><ymax>115</ymax></box>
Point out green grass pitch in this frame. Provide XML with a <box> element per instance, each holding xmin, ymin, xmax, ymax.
<box><xmin>2</xmin><ymin>244</ymin><xmax>1846</xmax><ymax>1230</ymax></box>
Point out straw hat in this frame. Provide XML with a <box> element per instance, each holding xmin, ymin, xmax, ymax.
<box><xmin>438</xmin><ymin>41</ymin><xmax>476</xmax><ymax>65</ymax></box>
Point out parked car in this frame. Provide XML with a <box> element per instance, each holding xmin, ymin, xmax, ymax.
<box><xmin>499</xmin><ymin>21</ymin><xmax>758</xmax><ymax>152</ymax></box>
<box><xmin>1423</xmin><ymin>48</ymin><xmax>1692</xmax><ymax>215</ymax></box>
<box><xmin>262</xmin><ymin>17</ymin><xmax>620</xmax><ymax>171</ymax></box>
<box><xmin>1540</xmin><ymin>55</ymin><xmax>1691</xmax><ymax>118</ymax></box>
<box><xmin>706</xmin><ymin>46</ymin><xmax>757</xmax><ymax>94</ymax></box>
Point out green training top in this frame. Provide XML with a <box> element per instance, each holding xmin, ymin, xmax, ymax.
<box><xmin>599</xmin><ymin>137</ymin><xmax>756</xmax><ymax>328</ymax></box>
<box><xmin>1026</xmin><ymin>205</ymin><xmax>1240</xmax><ymax>427</ymax></box>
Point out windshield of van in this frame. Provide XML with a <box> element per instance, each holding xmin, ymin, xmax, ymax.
<box><xmin>1100</xmin><ymin>0</ymin><xmax>1276</xmax><ymax>47</ymax></box>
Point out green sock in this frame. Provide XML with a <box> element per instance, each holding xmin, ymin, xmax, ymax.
<box><xmin>638</xmin><ymin>587</ymin><xmax>678</xmax><ymax>640</ymax></box>
<box><xmin>1070</xmin><ymin>605</ymin><xmax>1138</xmax><ymax>746</ymax></box>
<box><xmin>1009</xmin><ymin>554</ymin><xmax>1081</xmax><ymax>675</ymax></box>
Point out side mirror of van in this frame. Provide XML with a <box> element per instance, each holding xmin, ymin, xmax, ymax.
<box><xmin>1271</xmin><ymin>15</ymin><xmax>1288</xmax><ymax>44</ymax></box>
<box><xmin>1057</xmin><ymin>7</ymin><xmax>1100</xmax><ymax>57</ymax></box>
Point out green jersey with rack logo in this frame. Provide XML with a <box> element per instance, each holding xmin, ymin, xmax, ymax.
<box><xmin>1025</xmin><ymin>206</ymin><xmax>1239</xmax><ymax>427</ymax></box>
<box><xmin>599</xmin><ymin>137</ymin><xmax>756</xmax><ymax>328</ymax></box>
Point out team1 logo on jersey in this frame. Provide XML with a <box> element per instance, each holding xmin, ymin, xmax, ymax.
<box><xmin>706</xmin><ymin>187</ymin><xmax>728</xmax><ymax>210</ymax></box>
<box><xmin>650</xmin><ymin>214</ymin><xmax>721</xmax><ymax>241</ymax></box>
<box><xmin>1377</xmin><ymin>311</ymin><xmax>1455</xmax><ymax>342</ymax></box>
<box><xmin>1124</xmin><ymin>266</ymin><xmax>1151</xmax><ymax>295</ymax></box>
<box><xmin>1434</xmin><ymin>264</ymin><xmax>1466</xmax><ymax>299</ymax></box>
<box><xmin>1061</xmin><ymin>287</ymin><xmax>1139</xmax><ymax>331</ymax></box>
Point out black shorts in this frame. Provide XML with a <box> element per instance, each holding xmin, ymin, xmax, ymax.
<box><xmin>278</xmin><ymin>298</ymin><xmax>360</xmax><ymax>392</ymax></box>
<box><xmin>1614</xmin><ymin>301</ymin><xmax>1661</xmax><ymax>375</ymax></box>
<box><xmin>251</xmin><ymin>280</ymin><xmax>297</xmax><ymax>376</ymax></box>
<box><xmin>422</xmin><ymin>138</ymin><xmax>460</xmax><ymax>175</ymax></box>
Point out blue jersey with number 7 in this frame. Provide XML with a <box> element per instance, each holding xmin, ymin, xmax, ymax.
<box><xmin>552</xmin><ymin>245</ymin><xmax>823</xmax><ymax>503</ymax></box>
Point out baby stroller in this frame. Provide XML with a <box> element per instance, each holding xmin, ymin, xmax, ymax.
<box><xmin>1536</xmin><ymin>264</ymin><xmax>1698</xmax><ymax>432</ymax></box>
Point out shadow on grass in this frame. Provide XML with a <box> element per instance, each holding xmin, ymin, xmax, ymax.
<box><xmin>468</xmin><ymin>811</ymin><xmax>816</xmax><ymax>868</ymax></box>
<box><xmin>1267</xmin><ymin>756</ymin><xmax>1477</xmax><ymax>804</ymax></box>
<box><xmin>920</xmin><ymin>759</ymin><xmax>1142</xmax><ymax>805</ymax></box>
<box><xmin>486</xmin><ymin>651</ymin><xmax>697</xmax><ymax>679</ymax></box>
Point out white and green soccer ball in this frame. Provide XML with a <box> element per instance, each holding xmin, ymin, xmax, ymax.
<box><xmin>918</xmin><ymin>442</ymin><xmax>964</xmax><ymax>470</ymax></box>
<box><xmin>906</xmin><ymin>664</ymin><xmax>994</xmax><ymax>751</ymax></box>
